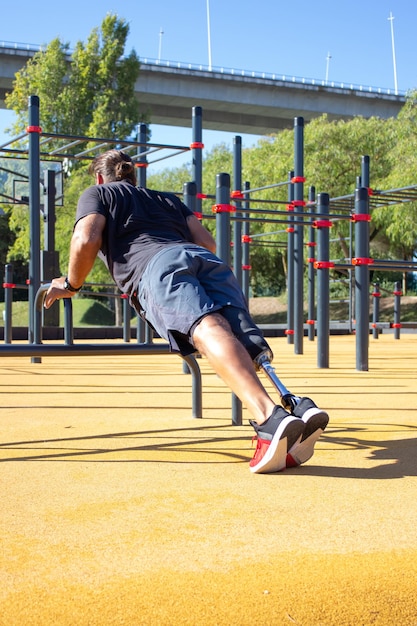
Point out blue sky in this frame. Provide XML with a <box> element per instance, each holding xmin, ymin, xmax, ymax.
<box><xmin>1</xmin><ymin>0</ymin><xmax>416</xmax><ymax>171</ymax></box>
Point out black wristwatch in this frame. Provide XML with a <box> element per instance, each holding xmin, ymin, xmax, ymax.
<box><xmin>64</xmin><ymin>277</ymin><xmax>82</xmax><ymax>292</ymax></box>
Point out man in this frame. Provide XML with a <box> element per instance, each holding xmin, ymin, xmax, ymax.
<box><xmin>45</xmin><ymin>149</ymin><xmax>329</xmax><ymax>473</ymax></box>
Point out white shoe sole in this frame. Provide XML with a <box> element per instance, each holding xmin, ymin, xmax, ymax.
<box><xmin>286</xmin><ymin>407</ymin><xmax>329</xmax><ymax>467</ymax></box>
<box><xmin>250</xmin><ymin>416</ymin><xmax>305</xmax><ymax>474</ymax></box>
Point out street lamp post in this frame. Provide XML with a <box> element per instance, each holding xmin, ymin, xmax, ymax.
<box><xmin>388</xmin><ymin>12</ymin><xmax>398</xmax><ymax>95</ymax></box>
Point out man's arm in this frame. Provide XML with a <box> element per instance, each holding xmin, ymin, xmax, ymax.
<box><xmin>186</xmin><ymin>214</ymin><xmax>216</xmax><ymax>253</ymax></box>
<box><xmin>44</xmin><ymin>213</ymin><xmax>106</xmax><ymax>309</ymax></box>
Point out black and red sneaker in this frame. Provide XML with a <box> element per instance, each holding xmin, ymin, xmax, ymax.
<box><xmin>249</xmin><ymin>406</ymin><xmax>305</xmax><ymax>474</ymax></box>
<box><xmin>286</xmin><ymin>398</ymin><xmax>329</xmax><ymax>468</ymax></box>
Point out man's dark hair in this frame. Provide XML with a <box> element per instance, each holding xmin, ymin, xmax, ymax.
<box><xmin>89</xmin><ymin>149</ymin><xmax>137</xmax><ymax>185</ymax></box>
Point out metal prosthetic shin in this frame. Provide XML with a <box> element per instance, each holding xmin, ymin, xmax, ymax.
<box><xmin>254</xmin><ymin>350</ymin><xmax>301</xmax><ymax>413</ymax></box>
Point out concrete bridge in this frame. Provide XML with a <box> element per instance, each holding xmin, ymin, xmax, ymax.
<box><xmin>0</xmin><ymin>42</ymin><xmax>406</xmax><ymax>135</ymax></box>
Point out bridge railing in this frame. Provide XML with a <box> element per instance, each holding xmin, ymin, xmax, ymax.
<box><xmin>0</xmin><ymin>40</ymin><xmax>405</xmax><ymax>98</ymax></box>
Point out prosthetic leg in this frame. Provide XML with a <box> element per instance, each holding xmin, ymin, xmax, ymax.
<box><xmin>218</xmin><ymin>307</ymin><xmax>301</xmax><ymax>412</ymax></box>
<box><xmin>254</xmin><ymin>350</ymin><xmax>301</xmax><ymax>413</ymax></box>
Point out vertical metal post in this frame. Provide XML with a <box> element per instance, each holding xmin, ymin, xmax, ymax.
<box><xmin>192</xmin><ymin>106</ymin><xmax>203</xmax><ymax>216</ymax></box>
<box><xmin>182</xmin><ymin>182</ymin><xmax>198</xmax><ymax>376</ymax></box>
<box><xmin>123</xmin><ymin>296</ymin><xmax>130</xmax><ymax>343</ymax></box>
<box><xmin>215</xmin><ymin>172</ymin><xmax>241</xmax><ymax>425</ymax></box>
<box><xmin>28</xmin><ymin>97</ymin><xmax>42</xmax><ymax>359</ymax></box>
<box><xmin>354</xmin><ymin>187</ymin><xmax>370</xmax><ymax>371</ymax></box>
<box><xmin>215</xmin><ymin>173</ymin><xmax>231</xmax><ymax>266</ymax></box>
<box><xmin>286</xmin><ymin>170</ymin><xmax>294</xmax><ymax>345</ymax></box>
<box><xmin>137</xmin><ymin>123</ymin><xmax>151</xmax><ymax>343</ymax></box>
<box><xmin>242</xmin><ymin>182</ymin><xmax>251</xmax><ymax>301</ymax></box>
<box><xmin>183</xmin><ymin>181</ymin><xmax>197</xmax><ymax>213</ymax></box>
<box><xmin>293</xmin><ymin>117</ymin><xmax>305</xmax><ymax>354</ymax></box>
<box><xmin>393</xmin><ymin>281</ymin><xmax>402</xmax><ymax>340</ymax></box>
<box><xmin>42</xmin><ymin>169</ymin><xmax>60</xmax><ymax>328</ymax></box>
<box><xmin>361</xmin><ymin>155</ymin><xmax>370</xmax><ymax>188</ymax></box>
<box><xmin>137</xmin><ymin>123</ymin><xmax>148</xmax><ymax>187</ymax></box>
<box><xmin>233</xmin><ymin>136</ymin><xmax>242</xmax><ymax>286</ymax></box>
<box><xmin>372</xmin><ymin>282</ymin><xmax>380</xmax><ymax>339</ymax></box>
<box><xmin>316</xmin><ymin>193</ymin><xmax>330</xmax><ymax>369</ymax></box>
<box><xmin>4</xmin><ymin>263</ymin><xmax>13</xmax><ymax>344</ymax></box>
<box><xmin>307</xmin><ymin>186</ymin><xmax>316</xmax><ymax>341</ymax></box>
<box><xmin>63</xmin><ymin>298</ymin><xmax>74</xmax><ymax>345</ymax></box>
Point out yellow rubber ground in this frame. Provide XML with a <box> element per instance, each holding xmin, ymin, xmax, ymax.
<box><xmin>1</xmin><ymin>333</ymin><xmax>416</xmax><ymax>625</ymax></box>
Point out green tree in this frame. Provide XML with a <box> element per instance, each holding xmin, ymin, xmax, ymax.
<box><xmin>6</xmin><ymin>14</ymin><xmax>142</xmax><ymax>140</ymax></box>
<box><xmin>3</xmin><ymin>14</ymin><xmax>143</xmax><ymax>288</ymax></box>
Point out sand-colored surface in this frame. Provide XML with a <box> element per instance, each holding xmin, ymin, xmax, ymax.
<box><xmin>1</xmin><ymin>333</ymin><xmax>416</xmax><ymax>625</ymax></box>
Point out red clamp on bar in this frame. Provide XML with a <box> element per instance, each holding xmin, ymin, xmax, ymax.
<box><xmin>393</xmin><ymin>290</ymin><xmax>403</xmax><ymax>296</ymax></box>
<box><xmin>26</xmin><ymin>125</ymin><xmax>42</xmax><ymax>133</ymax></box>
<box><xmin>352</xmin><ymin>257</ymin><xmax>374</xmax><ymax>266</ymax></box>
<box><xmin>241</xmin><ymin>235</ymin><xmax>252</xmax><ymax>243</ymax></box>
<box><xmin>314</xmin><ymin>261</ymin><xmax>335</xmax><ymax>269</ymax></box>
<box><xmin>306</xmin><ymin>319</ymin><xmax>315</xmax><ymax>325</ymax></box>
<box><xmin>392</xmin><ymin>323</ymin><xmax>402</xmax><ymax>328</ymax></box>
<box><xmin>286</xmin><ymin>203</ymin><xmax>294</xmax><ymax>211</ymax></box>
<box><xmin>372</xmin><ymin>292</ymin><xmax>381</xmax><ymax>297</ymax></box>
<box><xmin>26</xmin><ymin>279</ymin><xmax>31</xmax><ymax>284</ymax></box>
<box><xmin>371</xmin><ymin>323</ymin><xmax>377</xmax><ymax>328</ymax></box>
<box><xmin>292</xmin><ymin>200</ymin><xmax>306</xmax><ymax>207</ymax></box>
<box><xmin>3</xmin><ymin>283</ymin><xmax>16</xmax><ymax>289</ymax></box>
<box><xmin>120</xmin><ymin>293</ymin><xmax>129</xmax><ymax>299</ymax></box>
<box><xmin>196</xmin><ymin>193</ymin><xmax>207</xmax><ymax>199</ymax></box>
<box><xmin>313</xmin><ymin>220</ymin><xmax>333</xmax><ymax>228</ymax></box>
<box><xmin>194</xmin><ymin>211</ymin><xmax>203</xmax><ymax>220</ymax></box>
<box><xmin>190</xmin><ymin>142</ymin><xmax>204</xmax><ymax>149</ymax></box>
<box><xmin>286</xmin><ymin>227</ymin><xmax>295</xmax><ymax>233</ymax></box>
<box><xmin>351</xmin><ymin>213</ymin><xmax>371</xmax><ymax>222</ymax></box>
<box><xmin>212</xmin><ymin>204</ymin><xmax>235</xmax><ymax>213</ymax></box>
<box><xmin>367</xmin><ymin>187</ymin><xmax>374</xmax><ymax>196</ymax></box>
<box><xmin>291</xmin><ymin>176</ymin><xmax>306</xmax><ymax>183</ymax></box>
<box><xmin>285</xmin><ymin>329</ymin><xmax>294</xmax><ymax>335</ymax></box>
<box><xmin>135</xmin><ymin>162</ymin><xmax>148</xmax><ymax>168</ymax></box>
<box><xmin>242</xmin><ymin>264</ymin><xmax>252</xmax><ymax>270</ymax></box>
<box><xmin>306</xmin><ymin>241</ymin><xmax>317</xmax><ymax>247</ymax></box>
<box><xmin>231</xmin><ymin>190</ymin><xmax>244</xmax><ymax>199</ymax></box>
<box><xmin>307</xmin><ymin>257</ymin><xmax>315</xmax><ymax>263</ymax></box>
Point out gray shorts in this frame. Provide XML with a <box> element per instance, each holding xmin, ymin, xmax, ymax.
<box><xmin>137</xmin><ymin>244</ymin><xmax>248</xmax><ymax>354</ymax></box>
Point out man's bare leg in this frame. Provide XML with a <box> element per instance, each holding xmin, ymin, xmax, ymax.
<box><xmin>192</xmin><ymin>312</ymin><xmax>276</xmax><ymax>424</ymax></box>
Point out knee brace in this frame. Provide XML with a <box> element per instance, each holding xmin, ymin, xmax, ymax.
<box><xmin>219</xmin><ymin>306</ymin><xmax>273</xmax><ymax>362</ymax></box>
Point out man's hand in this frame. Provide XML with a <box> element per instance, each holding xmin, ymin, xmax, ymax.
<box><xmin>44</xmin><ymin>277</ymin><xmax>75</xmax><ymax>309</ymax></box>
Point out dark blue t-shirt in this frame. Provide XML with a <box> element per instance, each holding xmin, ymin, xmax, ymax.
<box><xmin>75</xmin><ymin>180</ymin><xmax>194</xmax><ymax>298</ymax></box>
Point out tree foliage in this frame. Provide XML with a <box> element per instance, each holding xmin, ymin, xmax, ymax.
<box><xmin>3</xmin><ymin>14</ymin><xmax>142</xmax><ymax>285</ymax></box>
<box><xmin>5</xmin><ymin>14</ymin><xmax>142</xmax><ymax>140</ymax></box>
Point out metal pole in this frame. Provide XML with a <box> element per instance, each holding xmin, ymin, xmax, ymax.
<box><xmin>206</xmin><ymin>0</ymin><xmax>213</xmax><ymax>70</ymax></box>
<box><xmin>215</xmin><ymin>173</ymin><xmax>231</xmax><ymax>266</ymax></box>
<box><xmin>233</xmin><ymin>136</ymin><xmax>242</xmax><ymax>286</ymax></box>
<box><xmin>286</xmin><ymin>170</ymin><xmax>295</xmax><ymax>344</ymax></box>
<box><xmin>137</xmin><ymin>123</ymin><xmax>148</xmax><ymax>343</ymax></box>
<box><xmin>393</xmin><ymin>281</ymin><xmax>402</xmax><ymax>340</ymax></box>
<box><xmin>242</xmin><ymin>182</ymin><xmax>251</xmax><ymax>301</ymax></box>
<box><xmin>316</xmin><ymin>193</ymin><xmax>330</xmax><ymax>368</ymax></box>
<box><xmin>192</xmin><ymin>106</ymin><xmax>203</xmax><ymax>216</ymax></box>
<box><xmin>388</xmin><ymin>12</ymin><xmax>398</xmax><ymax>95</ymax></box>
<box><xmin>28</xmin><ymin>96</ymin><xmax>42</xmax><ymax>358</ymax></box>
<box><xmin>307</xmin><ymin>186</ymin><xmax>316</xmax><ymax>341</ymax></box>
<box><xmin>215</xmin><ymin>172</ymin><xmax>241</xmax><ymax>425</ymax></box>
<box><xmin>354</xmin><ymin>187</ymin><xmax>370</xmax><ymax>371</ymax></box>
<box><xmin>372</xmin><ymin>282</ymin><xmax>380</xmax><ymax>339</ymax></box>
<box><xmin>4</xmin><ymin>263</ymin><xmax>13</xmax><ymax>344</ymax></box>
<box><xmin>293</xmin><ymin>117</ymin><xmax>305</xmax><ymax>355</ymax></box>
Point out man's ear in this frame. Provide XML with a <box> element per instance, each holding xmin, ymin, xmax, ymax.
<box><xmin>96</xmin><ymin>174</ymin><xmax>104</xmax><ymax>185</ymax></box>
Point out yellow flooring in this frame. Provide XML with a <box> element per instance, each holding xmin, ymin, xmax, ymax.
<box><xmin>1</xmin><ymin>334</ymin><xmax>416</xmax><ymax>625</ymax></box>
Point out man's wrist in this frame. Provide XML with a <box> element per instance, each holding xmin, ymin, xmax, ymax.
<box><xmin>64</xmin><ymin>277</ymin><xmax>82</xmax><ymax>292</ymax></box>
